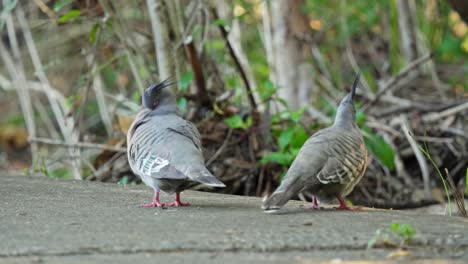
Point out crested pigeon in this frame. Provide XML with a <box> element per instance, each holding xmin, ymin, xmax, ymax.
<box><xmin>262</xmin><ymin>72</ymin><xmax>367</xmax><ymax>211</ymax></box>
<box><xmin>127</xmin><ymin>79</ymin><xmax>225</xmax><ymax>207</ymax></box>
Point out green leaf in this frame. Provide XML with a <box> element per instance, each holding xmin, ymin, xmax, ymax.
<box><xmin>46</xmin><ymin>168</ymin><xmax>72</xmax><ymax>179</ymax></box>
<box><xmin>89</xmin><ymin>23</ymin><xmax>99</xmax><ymax>43</ymax></box>
<box><xmin>364</xmin><ymin>134</ymin><xmax>395</xmax><ymax>170</ymax></box>
<box><xmin>466</xmin><ymin>167</ymin><xmax>468</xmax><ymax>195</ymax></box>
<box><xmin>356</xmin><ymin>110</ymin><xmax>367</xmax><ymax>127</ymax></box>
<box><xmin>278</xmin><ymin>127</ymin><xmax>295</xmax><ymax>150</ymax></box>
<box><xmin>259</xmin><ymin>80</ymin><xmax>277</xmax><ymax>101</ymax></box>
<box><xmin>118</xmin><ymin>176</ymin><xmax>129</xmax><ymax>186</ymax></box>
<box><xmin>290</xmin><ymin>126</ymin><xmax>309</xmax><ymax>149</ymax></box>
<box><xmin>212</xmin><ymin>18</ymin><xmax>230</xmax><ymax>27</ymax></box>
<box><xmin>180</xmin><ymin>71</ymin><xmax>193</xmax><ymax>91</ymax></box>
<box><xmin>260</xmin><ymin>151</ymin><xmax>294</xmax><ymax>166</ymax></box>
<box><xmin>290</xmin><ymin>106</ymin><xmax>306</xmax><ymax>123</ymax></box>
<box><xmin>177</xmin><ymin>97</ymin><xmax>187</xmax><ymax>115</ymax></box>
<box><xmin>224</xmin><ymin>115</ymin><xmax>251</xmax><ymax>129</ymax></box>
<box><xmin>389</xmin><ymin>223</ymin><xmax>416</xmax><ymax>240</ymax></box>
<box><xmin>58</xmin><ymin>10</ymin><xmax>81</xmax><ymax>23</ymax></box>
<box><xmin>53</xmin><ymin>0</ymin><xmax>73</xmax><ymax>12</ymax></box>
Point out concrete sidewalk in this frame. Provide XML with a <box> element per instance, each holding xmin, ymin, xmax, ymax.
<box><xmin>1</xmin><ymin>175</ymin><xmax>467</xmax><ymax>263</ymax></box>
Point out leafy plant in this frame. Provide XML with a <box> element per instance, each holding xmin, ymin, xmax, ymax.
<box><xmin>179</xmin><ymin>71</ymin><xmax>193</xmax><ymax>91</ymax></box>
<box><xmin>117</xmin><ymin>176</ymin><xmax>136</xmax><ymax>186</ymax></box>
<box><xmin>357</xmin><ymin>110</ymin><xmax>396</xmax><ymax>171</ymax></box>
<box><xmin>261</xmin><ymin>107</ymin><xmax>309</xmax><ymax>171</ymax></box>
<box><xmin>224</xmin><ymin>115</ymin><xmax>252</xmax><ymax>130</ymax></box>
<box><xmin>53</xmin><ymin>0</ymin><xmax>73</xmax><ymax>12</ymax></box>
<box><xmin>368</xmin><ymin>223</ymin><xmax>417</xmax><ymax>249</ymax></box>
<box><xmin>364</xmin><ymin>134</ymin><xmax>395</xmax><ymax>170</ymax></box>
<box><xmin>58</xmin><ymin>10</ymin><xmax>81</xmax><ymax>24</ymax></box>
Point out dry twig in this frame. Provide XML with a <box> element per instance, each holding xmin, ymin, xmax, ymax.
<box><xmin>211</xmin><ymin>8</ymin><xmax>258</xmax><ymax>111</ymax></box>
<box><xmin>30</xmin><ymin>137</ymin><xmax>126</xmax><ymax>153</ymax></box>
<box><xmin>399</xmin><ymin>115</ymin><xmax>431</xmax><ymax>198</ymax></box>
<box><xmin>362</xmin><ymin>53</ymin><xmax>433</xmax><ymax>112</ymax></box>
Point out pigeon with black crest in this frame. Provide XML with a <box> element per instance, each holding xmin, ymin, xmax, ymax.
<box><xmin>262</xmin><ymin>72</ymin><xmax>367</xmax><ymax>211</ymax></box>
<box><xmin>127</xmin><ymin>79</ymin><xmax>225</xmax><ymax>207</ymax></box>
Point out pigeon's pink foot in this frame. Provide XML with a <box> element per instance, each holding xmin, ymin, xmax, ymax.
<box><xmin>306</xmin><ymin>196</ymin><xmax>321</xmax><ymax>210</ymax></box>
<box><xmin>141</xmin><ymin>191</ymin><xmax>164</xmax><ymax>207</ymax></box>
<box><xmin>165</xmin><ymin>201</ymin><xmax>189</xmax><ymax>207</ymax></box>
<box><xmin>142</xmin><ymin>201</ymin><xmax>164</xmax><ymax>207</ymax></box>
<box><xmin>165</xmin><ymin>192</ymin><xmax>189</xmax><ymax>207</ymax></box>
<box><xmin>335</xmin><ymin>194</ymin><xmax>361</xmax><ymax>210</ymax></box>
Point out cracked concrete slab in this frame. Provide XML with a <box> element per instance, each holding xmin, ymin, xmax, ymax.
<box><xmin>1</xmin><ymin>175</ymin><xmax>467</xmax><ymax>263</ymax></box>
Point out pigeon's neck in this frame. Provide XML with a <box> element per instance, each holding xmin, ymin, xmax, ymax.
<box><xmin>152</xmin><ymin>103</ymin><xmax>178</xmax><ymax>115</ymax></box>
<box><xmin>153</xmin><ymin>91</ymin><xmax>178</xmax><ymax>115</ymax></box>
<box><xmin>333</xmin><ymin>105</ymin><xmax>356</xmax><ymax>129</ymax></box>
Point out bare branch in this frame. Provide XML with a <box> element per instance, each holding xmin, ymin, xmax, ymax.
<box><xmin>0</xmin><ymin>5</ymin><xmax>37</xmax><ymax>168</ymax></box>
<box><xmin>422</xmin><ymin>101</ymin><xmax>468</xmax><ymax>123</ymax></box>
<box><xmin>16</xmin><ymin>3</ymin><xmax>81</xmax><ymax>179</ymax></box>
<box><xmin>211</xmin><ymin>7</ymin><xmax>258</xmax><ymax>111</ymax></box>
<box><xmin>362</xmin><ymin>53</ymin><xmax>433</xmax><ymax>112</ymax></box>
<box><xmin>30</xmin><ymin>137</ymin><xmax>126</xmax><ymax>153</ymax></box>
<box><xmin>399</xmin><ymin>115</ymin><xmax>431</xmax><ymax>198</ymax></box>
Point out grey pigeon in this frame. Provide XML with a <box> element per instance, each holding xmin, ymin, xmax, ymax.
<box><xmin>262</xmin><ymin>72</ymin><xmax>367</xmax><ymax>211</ymax></box>
<box><xmin>127</xmin><ymin>79</ymin><xmax>225</xmax><ymax>207</ymax></box>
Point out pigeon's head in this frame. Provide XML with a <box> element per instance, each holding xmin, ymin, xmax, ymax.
<box><xmin>142</xmin><ymin>78</ymin><xmax>175</xmax><ymax>110</ymax></box>
<box><xmin>334</xmin><ymin>72</ymin><xmax>361</xmax><ymax>128</ymax></box>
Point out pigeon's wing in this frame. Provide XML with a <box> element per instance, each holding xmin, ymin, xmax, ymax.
<box><xmin>127</xmin><ymin>109</ymin><xmax>152</xmax><ymax>141</ymax></box>
<box><xmin>316</xmin><ymin>132</ymin><xmax>366</xmax><ymax>185</ymax></box>
<box><xmin>166</xmin><ymin>119</ymin><xmax>202</xmax><ymax>152</ymax></box>
<box><xmin>128</xmin><ymin>141</ymin><xmax>187</xmax><ymax>180</ymax></box>
<box><xmin>262</xmin><ymin>129</ymin><xmax>333</xmax><ymax>210</ymax></box>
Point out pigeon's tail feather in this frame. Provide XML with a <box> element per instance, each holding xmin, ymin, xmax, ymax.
<box><xmin>187</xmin><ymin>166</ymin><xmax>226</xmax><ymax>187</ymax></box>
<box><xmin>261</xmin><ymin>177</ymin><xmax>302</xmax><ymax>211</ymax></box>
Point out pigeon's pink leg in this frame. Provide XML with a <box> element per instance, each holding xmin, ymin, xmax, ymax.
<box><xmin>165</xmin><ymin>192</ymin><xmax>189</xmax><ymax>207</ymax></box>
<box><xmin>335</xmin><ymin>194</ymin><xmax>361</xmax><ymax>210</ymax></box>
<box><xmin>306</xmin><ymin>196</ymin><xmax>321</xmax><ymax>210</ymax></box>
<box><xmin>142</xmin><ymin>191</ymin><xmax>164</xmax><ymax>207</ymax></box>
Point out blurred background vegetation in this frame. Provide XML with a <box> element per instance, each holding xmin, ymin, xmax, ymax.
<box><xmin>0</xmin><ymin>0</ymin><xmax>467</xmax><ymax>212</ymax></box>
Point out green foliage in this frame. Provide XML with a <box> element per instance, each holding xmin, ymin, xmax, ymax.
<box><xmin>358</xmin><ymin>111</ymin><xmax>395</xmax><ymax>171</ymax></box>
<box><xmin>212</xmin><ymin>18</ymin><xmax>230</xmax><ymax>27</ymax></box>
<box><xmin>37</xmin><ymin>157</ymin><xmax>72</xmax><ymax>179</ymax></box>
<box><xmin>389</xmin><ymin>223</ymin><xmax>417</xmax><ymax>240</ymax></box>
<box><xmin>257</xmin><ymin>80</ymin><xmax>278</xmax><ymax>102</ymax></box>
<box><xmin>260</xmin><ymin>152</ymin><xmax>295</xmax><ymax>166</ymax></box>
<box><xmin>89</xmin><ymin>23</ymin><xmax>99</xmax><ymax>43</ymax></box>
<box><xmin>364</xmin><ymin>134</ymin><xmax>395</xmax><ymax>171</ymax></box>
<box><xmin>58</xmin><ymin>10</ymin><xmax>81</xmax><ymax>23</ymax></box>
<box><xmin>117</xmin><ymin>175</ymin><xmax>136</xmax><ymax>186</ymax></box>
<box><xmin>53</xmin><ymin>0</ymin><xmax>73</xmax><ymax>12</ymax></box>
<box><xmin>3</xmin><ymin>114</ymin><xmax>25</xmax><ymax>126</ymax></box>
<box><xmin>368</xmin><ymin>223</ymin><xmax>417</xmax><ymax>249</ymax></box>
<box><xmin>224</xmin><ymin>115</ymin><xmax>252</xmax><ymax>130</ymax></box>
<box><xmin>179</xmin><ymin>71</ymin><xmax>193</xmax><ymax>91</ymax></box>
<box><xmin>466</xmin><ymin>167</ymin><xmax>468</xmax><ymax>195</ymax></box>
<box><xmin>261</xmin><ymin>107</ymin><xmax>309</xmax><ymax>168</ymax></box>
<box><xmin>278</xmin><ymin>127</ymin><xmax>295</xmax><ymax>150</ymax></box>
<box><xmin>177</xmin><ymin>97</ymin><xmax>187</xmax><ymax>115</ymax></box>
